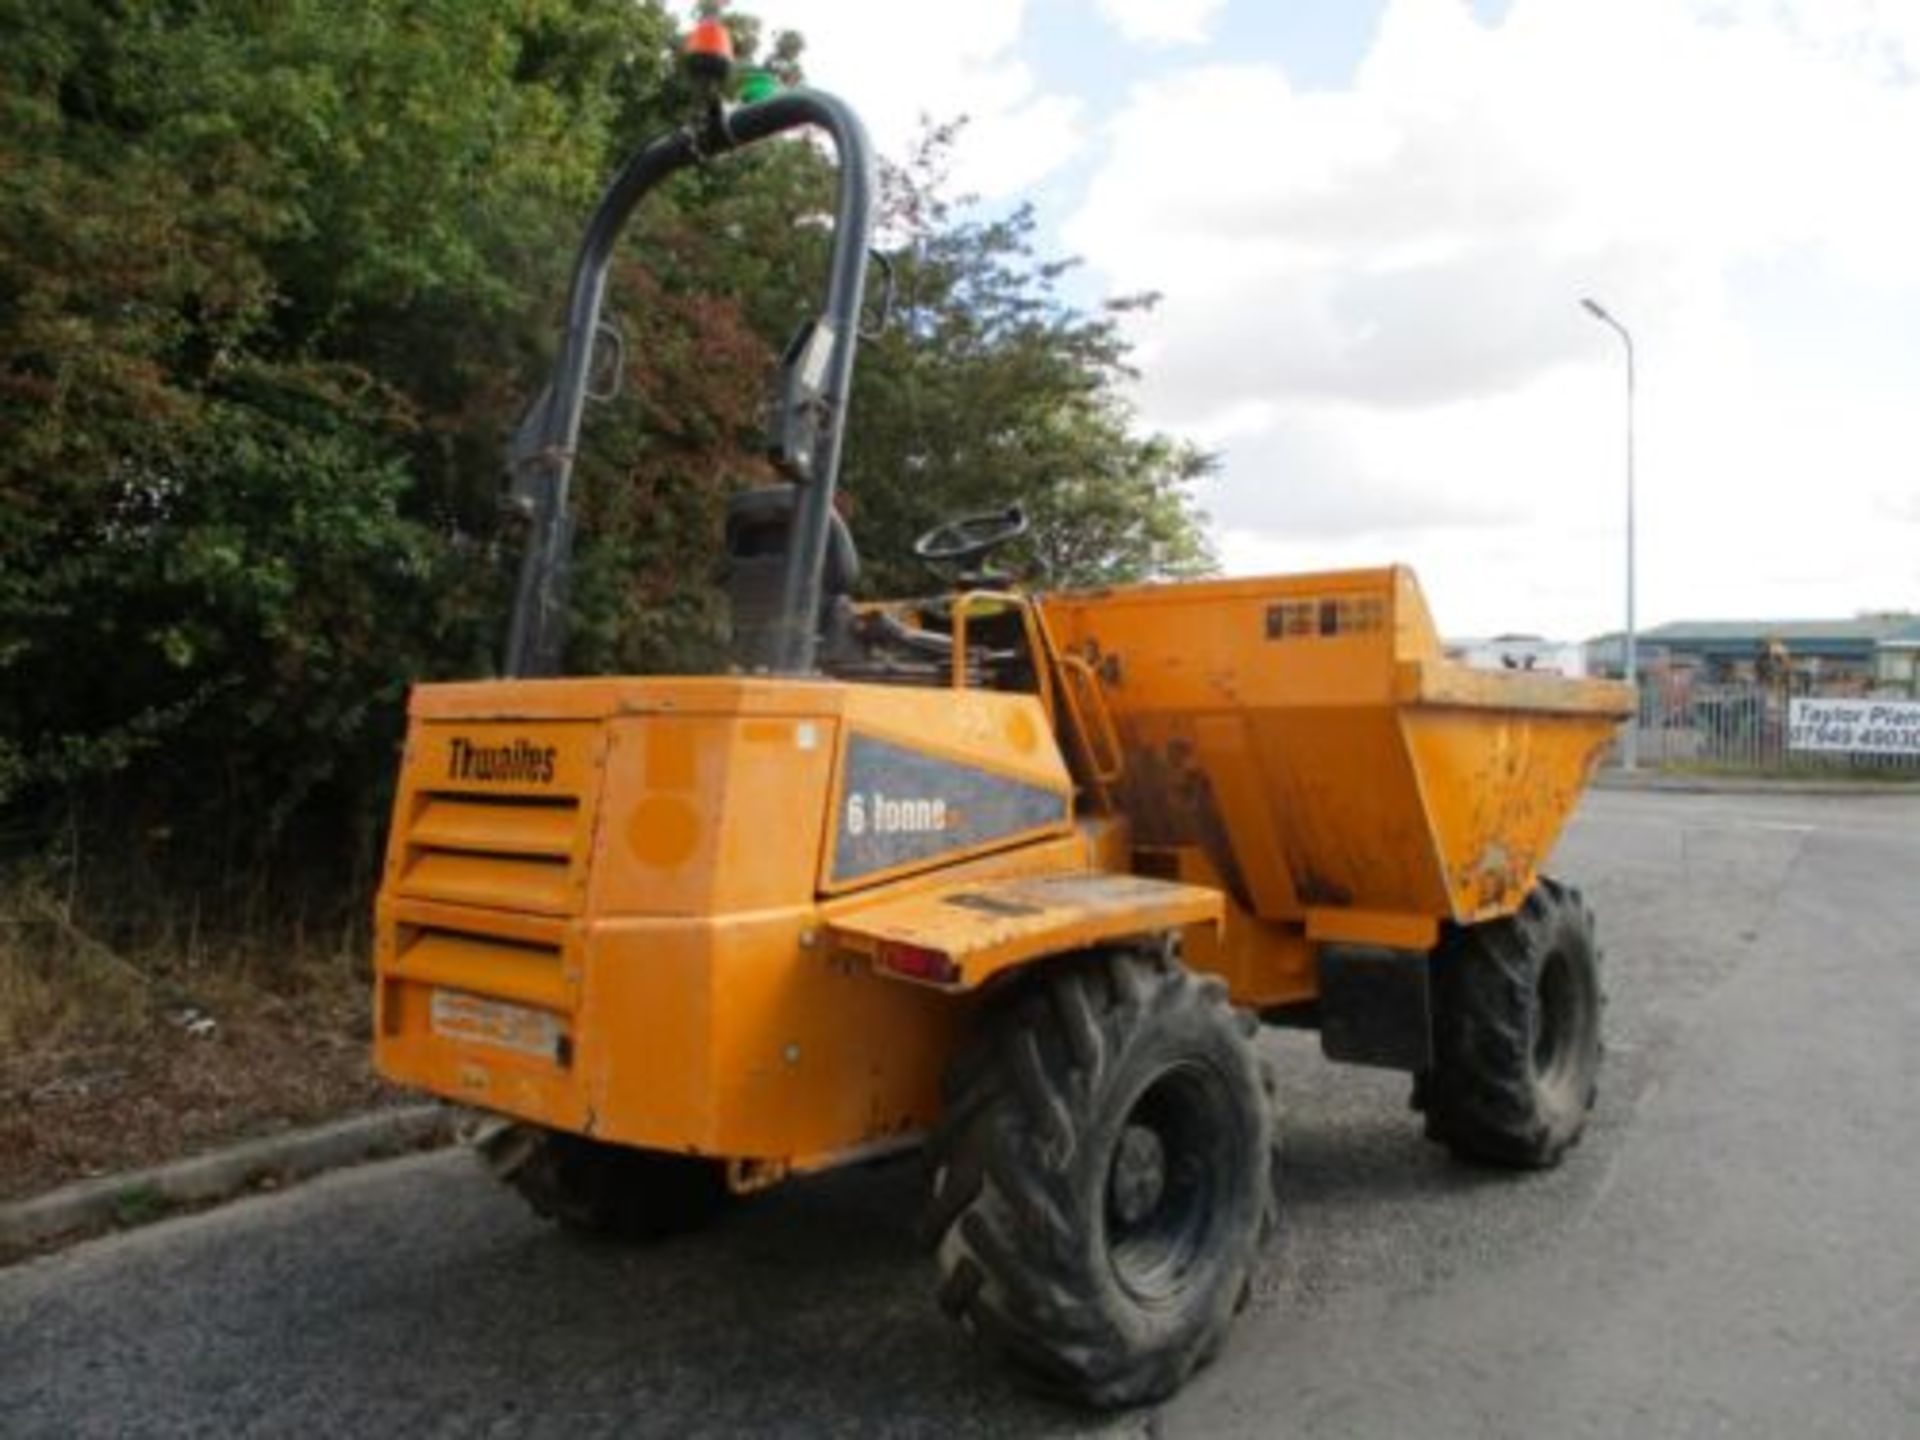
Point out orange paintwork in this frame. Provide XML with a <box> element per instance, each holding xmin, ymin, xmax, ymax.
<box><xmin>373</xmin><ymin>566</ymin><xmax>1628</xmax><ymax>1178</ymax></box>
<box><xmin>376</xmin><ymin>678</ymin><xmax>1085</xmax><ymax>1171</ymax></box>
<box><xmin>1038</xmin><ymin>567</ymin><xmax>1631</xmax><ymax>926</ymax></box>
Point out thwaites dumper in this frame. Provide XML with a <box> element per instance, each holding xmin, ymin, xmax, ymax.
<box><xmin>374</xmin><ymin>40</ymin><xmax>1632</xmax><ymax>1409</ymax></box>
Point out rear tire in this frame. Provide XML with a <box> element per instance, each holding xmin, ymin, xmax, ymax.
<box><xmin>923</xmin><ymin>948</ymin><xmax>1279</xmax><ymax>1408</ymax></box>
<box><xmin>1422</xmin><ymin>877</ymin><xmax>1603</xmax><ymax>1168</ymax></box>
<box><xmin>481</xmin><ymin>1124</ymin><xmax>731</xmax><ymax>1239</ymax></box>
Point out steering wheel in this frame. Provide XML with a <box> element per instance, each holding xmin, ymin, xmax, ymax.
<box><xmin>912</xmin><ymin>504</ymin><xmax>1030</xmax><ymax>573</ymax></box>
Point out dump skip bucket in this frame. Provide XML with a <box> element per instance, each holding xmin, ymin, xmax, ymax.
<box><xmin>1041</xmin><ymin>567</ymin><xmax>1631</xmax><ymax>927</ymax></box>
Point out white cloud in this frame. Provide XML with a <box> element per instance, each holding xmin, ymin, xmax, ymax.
<box><xmin>1097</xmin><ymin>0</ymin><xmax>1226</xmax><ymax>47</ymax></box>
<box><xmin>747</xmin><ymin>0</ymin><xmax>1087</xmax><ymax>197</ymax></box>
<box><xmin>1066</xmin><ymin>0</ymin><xmax>1920</xmax><ymax>637</ymax></box>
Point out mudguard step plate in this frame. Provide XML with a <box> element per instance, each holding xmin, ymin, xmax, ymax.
<box><xmin>828</xmin><ymin>872</ymin><xmax>1223</xmax><ymax>990</ymax></box>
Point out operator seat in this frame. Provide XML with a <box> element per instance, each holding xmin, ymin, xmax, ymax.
<box><xmin>724</xmin><ymin>485</ymin><xmax>859</xmax><ymax>670</ymax></box>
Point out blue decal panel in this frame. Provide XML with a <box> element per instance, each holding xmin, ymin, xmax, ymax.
<box><xmin>831</xmin><ymin>733</ymin><xmax>1068</xmax><ymax>884</ymax></box>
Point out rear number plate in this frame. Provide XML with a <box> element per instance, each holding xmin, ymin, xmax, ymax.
<box><xmin>430</xmin><ymin>990</ymin><xmax>562</xmax><ymax>1059</ymax></box>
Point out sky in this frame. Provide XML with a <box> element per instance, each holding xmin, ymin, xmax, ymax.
<box><xmin>745</xmin><ymin>0</ymin><xmax>1920</xmax><ymax>640</ymax></box>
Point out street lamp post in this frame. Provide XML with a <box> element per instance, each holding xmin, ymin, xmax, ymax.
<box><xmin>1581</xmin><ymin>296</ymin><xmax>1637</xmax><ymax>770</ymax></box>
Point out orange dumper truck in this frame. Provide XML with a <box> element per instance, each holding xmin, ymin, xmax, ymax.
<box><xmin>373</xmin><ymin>37</ymin><xmax>1630</xmax><ymax>1408</ymax></box>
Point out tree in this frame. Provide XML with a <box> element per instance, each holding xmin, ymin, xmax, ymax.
<box><xmin>838</xmin><ymin>122</ymin><xmax>1215</xmax><ymax>594</ymax></box>
<box><xmin>0</xmin><ymin>0</ymin><xmax>707</xmax><ymax>932</ymax></box>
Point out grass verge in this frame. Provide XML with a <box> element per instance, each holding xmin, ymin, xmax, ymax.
<box><xmin>1</xmin><ymin>878</ymin><xmax>397</xmax><ymax>1205</ymax></box>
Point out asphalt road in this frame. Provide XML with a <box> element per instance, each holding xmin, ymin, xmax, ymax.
<box><xmin>4</xmin><ymin>789</ymin><xmax>1917</xmax><ymax>1438</ymax></box>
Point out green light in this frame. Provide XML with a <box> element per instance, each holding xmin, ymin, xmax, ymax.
<box><xmin>738</xmin><ymin>68</ymin><xmax>780</xmax><ymax>104</ymax></box>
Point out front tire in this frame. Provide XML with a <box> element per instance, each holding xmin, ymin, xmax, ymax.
<box><xmin>480</xmin><ymin>1124</ymin><xmax>731</xmax><ymax>1239</ymax></box>
<box><xmin>923</xmin><ymin>948</ymin><xmax>1279</xmax><ymax>1408</ymax></box>
<box><xmin>1422</xmin><ymin>876</ymin><xmax>1603</xmax><ymax>1168</ymax></box>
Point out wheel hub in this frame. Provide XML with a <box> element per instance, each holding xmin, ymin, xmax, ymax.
<box><xmin>1108</xmin><ymin>1123</ymin><xmax>1168</xmax><ymax>1227</ymax></box>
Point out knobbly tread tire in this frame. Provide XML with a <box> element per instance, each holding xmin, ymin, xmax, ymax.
<box><xmin>924</xmin><ymin>948</ymin><xmax>1280</xmax><ymax>1409</ymax></box>
<box><xmin>1423</xmin><ymin>876</ymin><xmax>1604</xmax><ymax>1169</ymax></box>
<box><xmin>488</xmin><ymin>1125</ymin><xmax>731</xmax><ymax>1239</ymax></box>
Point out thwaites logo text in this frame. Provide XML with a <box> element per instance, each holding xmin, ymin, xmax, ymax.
<box><xmin>844</xmin><ymin>791</ymin><xmax>954</xmax><ymax>837</ymax></box>
<box><xmin>446</xmin><ymin>736</ymin><xmax>559</xmax><ymax>785</ymax></box>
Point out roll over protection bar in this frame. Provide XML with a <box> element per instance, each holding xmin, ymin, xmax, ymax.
<box><xmin>503</xmin><ymin>90</ymin><xmax>876</xmax><ymax>678</ymax></box>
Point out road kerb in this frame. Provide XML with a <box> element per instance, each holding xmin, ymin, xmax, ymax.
<box><xmin>0</xmin><ymin>1104</ymin><xmax>460</xmax><ymax>1258</ymax></box>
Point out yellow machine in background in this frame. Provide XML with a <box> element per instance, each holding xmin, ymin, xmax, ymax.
<box><xmin>373</xmin><ymin>36</ymin><xmax>1630</xmax><ymax>1411</ymax></box>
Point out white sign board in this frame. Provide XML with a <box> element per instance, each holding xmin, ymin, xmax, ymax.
<box><xmin>1788</xmin><ymin>697</ymin><xmax>1920</xmax><ymax>756</ymax></box>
